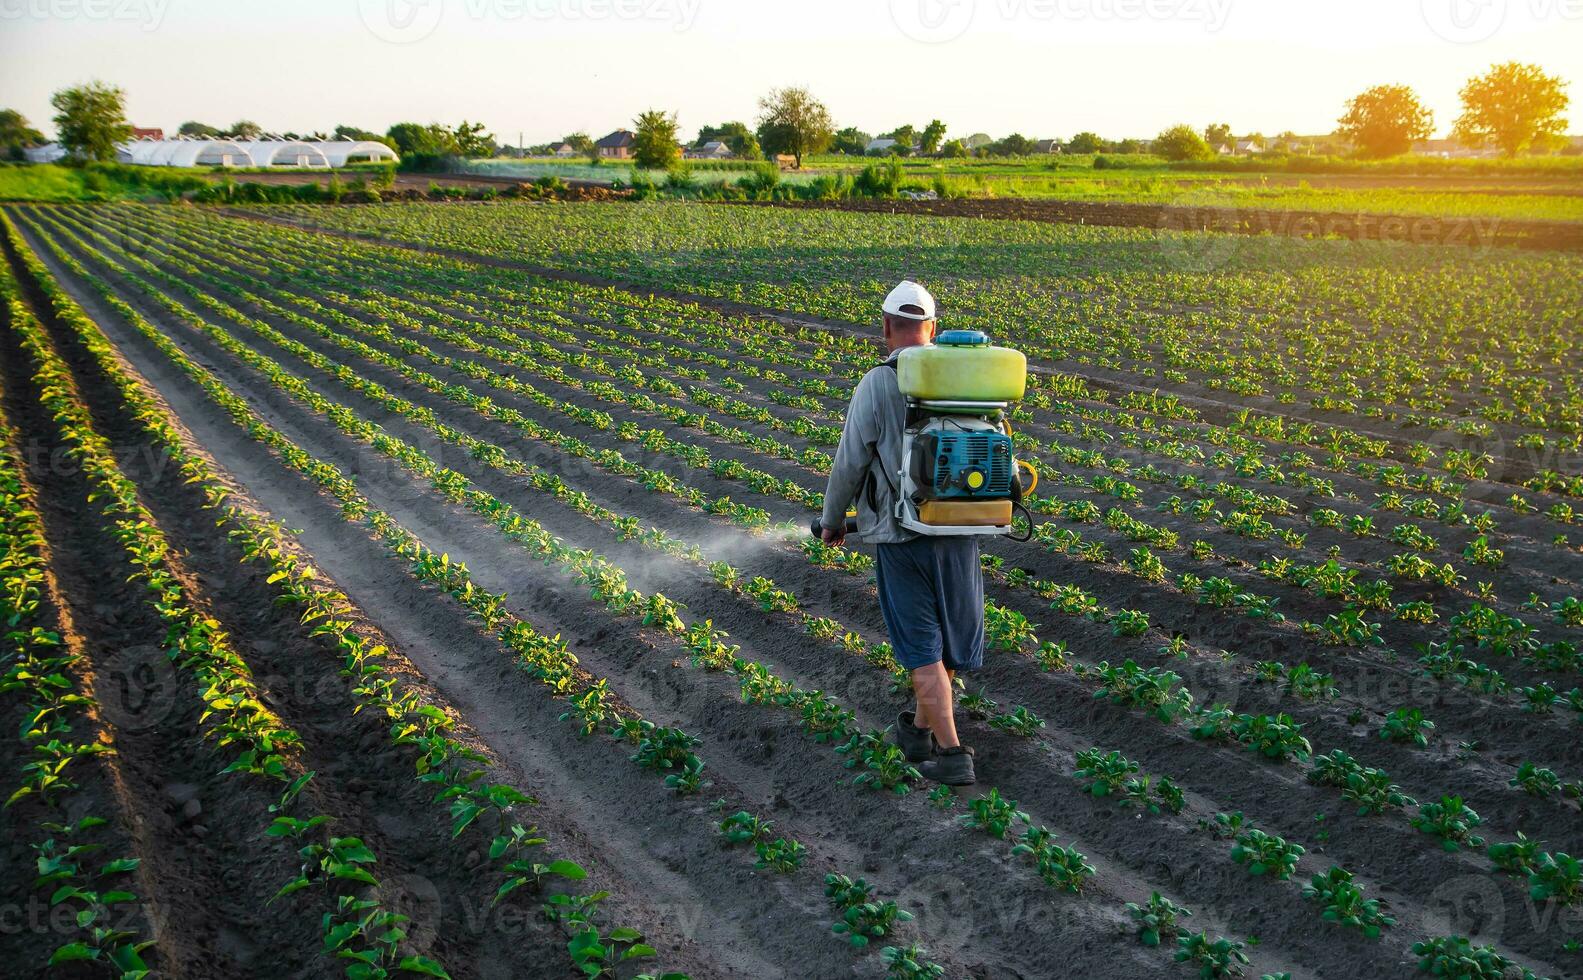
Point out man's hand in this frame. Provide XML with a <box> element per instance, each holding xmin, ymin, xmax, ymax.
<box><xmin>820</xmin><ymin>524</ymin><xmax>846</xmax><ymax>548</ymax></box>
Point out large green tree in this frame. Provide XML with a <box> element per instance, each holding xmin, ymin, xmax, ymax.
<box><xmin>453</xmin><ymin>120</ymin><xmax>496</xmax><ymax>157</ymax></box>
<box><xmin>633</xmin><ymin>109</ymin><xmax>680</xmax><ymax>169</ymax></box>
<box><xmin>1066</xmin><ymin>131</ymin><xmax>1102</xmax><ymax>154</ymax></box>
<box><xmin>229</xmin><ymin>119</ymin><xmax>262</xmax><ymax>139</ymax></box>
<box><xmin>177</xmin><ymin>120</ymin><xmax>221</xmax><ymax>138</ymax></box>
<box><xmin>0</xmin><ymin>109</ymin><xmax>46</xmax><ymax>161</ymax></box>
<box><xmin>1336</xmin><ymin>84</ymin><xmax>1434</xmax><ymax>159</ymax></box>
<box><xmin>830</xmin><ymin>126</ymin><xmax>870</xmax><ymax>155</ymax></box>
<box><xmin>919</xmin><ymin>119</ymin><xmax>947</xmax><ymax>155</ymax></box>
<box><xmin>385</xmin><ymin>122</ymin><xmax>459</xmax><ymax>157</ymax></box>
<box><xmin>1153</xmin><ymin>124</ymin><xmax>1214</xmax><ymax>162</ymax></box>
<box><xmin>1203</xmin><ymin>122</ymin><xmax>1232</xmax><ymax>148</ymax></box>
<box><xmin>333</xmin><ymin>124</ymin><xmax>396</xmax><ymax>149</ymax></box>
<box><xmin>695</xmin><ymin>121</ymin><xmax>761</xmax><ymax>158</ymax></box>
<box><xmin>756</xmin><ymin>86</ymin><xmax>833</xmax><ymax>168</ymax></box>
<box><xmin>1452</xmin><ymin>62</ymin><xmax>1571</xmax><ymax>157</ymax></box>
<box><xmin>992</xmin><ymin>133</ymin><xmax>1034</xmax><ymax>156</ymax></box>
<box><xmin>883</xmin><ymin>123</ymin><xmax>918</xmax><ymax>152</ymax></box>
<box><xmin>50</xmin><ymin>81</ymin><xmax>131</xmax><ymax>161</ymax></box>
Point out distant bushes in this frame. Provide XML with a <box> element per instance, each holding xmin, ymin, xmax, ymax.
<box><xmin>1177</xmin><ymin>153</ymin><xmax>1583</xmax><ymax>175</ymax></box>
<box><xmin>192</xmin><ymin>173</ymin><xmax>582</xmax><ymax>205</ymax></box>
<box><xmin>0</xmin><ymin>161</ymin><xmax>206</xmax><ymax>202</ymax></box>
<box><xmin>623</xmin><ymin>156</ymin><xmax>935</xmax><ymax>204</ymax></box>
<box><xmin>398</xmin><ymin>151</ymin><xmax>464</xmax><ymax>173</ymax></box>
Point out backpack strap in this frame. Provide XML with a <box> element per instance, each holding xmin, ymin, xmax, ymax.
<box><xmin>866</xmin><ymin>359</ymin><xmax>901</xmax><ymax>511</ymax></box>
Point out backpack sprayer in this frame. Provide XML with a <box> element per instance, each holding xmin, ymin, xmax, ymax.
<box><xmin>812</xmin><ymin>330</ymin><xmax>1038</xmax><ymax>541</ymax></box>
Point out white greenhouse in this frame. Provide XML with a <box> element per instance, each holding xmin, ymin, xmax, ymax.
<box><xmin>23</xmin><ymin>143</ymin><xmax>68</xmax><ymax>164</ymax></box>
<box><xmin>109</xmin><ymin>136</ymin><xmax>399</xmax><ymax>169</ymax></box>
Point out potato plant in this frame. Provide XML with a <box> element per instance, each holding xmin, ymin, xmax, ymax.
<box><xmin>989</xmin><ymin>706</ymin><xmax>1046</xmax><ymax>737</ymax></box>
<box><xmin>1125</xmin><ymin>892</ymin><xmax>1192</xmax><ymax>947</ymax></box>
<box><xmin>1379</xmin><ymin>708</ymin><xmax>1435</xmax><ymax>747</ymax></box>
<box><xmin>1230</xmin><ymin>828</ymin><xmax>1305</xmax><ymax>880</ymax></box>
<box><xmin>1411</xmin><ymin>796</ymin><xmax>1485</xmax><ymax>852</ymax></box>
<box><xmin>1510</xmin><ymin>763</ymin><xmax>1561</xmax><ymax>798</ymax></box>
<box><xmin>960</xmin><ymin>788</ymin><xmax>1030</xmax><ymax>839</ymax></box>
<box><xmin>1308</xmin><ymin>751</ymin><xmax>1416</xmax><ymax>816</ymax></box>
<box><xmin>1089</xmin><ymin>661</ymin><xmax>1194</xmax><ymax>723</ymax></box>
<box><xmin>1175</xmin><ymin>932</ymin><xmax>1249</xmax><ymax>979</ymax></box>
<box><xmin>1302</xmin><ymin>866</ymin><xmax>1394</xmax><ymax>938</ymax></box>
<box><xmin>824</xmin><ymin>874</ymin><xmax>913</xmax><ymax>948</ymax></box>
<box><xmin>753</xmin><ymin>838</ymin><xmax>807</xmax><ymax>873</ymax></box>
<box><xmin>1233</xmin><ymin>713</ymin><xmax>1312</xmax><ymax>763</ymax></box>
<box><xmin>1010</xmin><ymin>825</ymin><xmax>1095</xmax><ymax>893</ymax></box>
<box><xmin>1529</xmin><ymin>851</ymin><xmax>1583</xmax><ymax>906</ymax></box>
<box><xmin>489</xmin><ymin>824</ymin><xmax>588</xmax><ymax>905</ymax></box>
<box><xmin>1487</xmin><ymin>834</ymin><xmax>1541</xmax><ymax>875</ymax></box>
<box><xmin>836</xmin><ymin>729</ymin><xmax>921</xmax><ymax>795</ymax></box>
<box><xmin>1411</xmin><ymin>936</ymin><xmax>1515</xmax><ymax>979</ymax></box>
<box><xmin>880</xmin><ymin>944</ymin><xmax>946</xmax><ymax>980</ymax></box>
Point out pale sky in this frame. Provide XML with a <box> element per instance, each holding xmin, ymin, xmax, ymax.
<box><xmin>2</xmin><ymin>0</ymin><xmax>1579</xmax><ymax>144</ymax></box>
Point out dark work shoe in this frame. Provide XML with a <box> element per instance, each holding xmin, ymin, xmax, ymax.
<box><xmin>895</xmin><ymin>711</ymin><xmax>935</xmax><ymax>763</ymax></box>
<box><xmin>919</xmin><ymin>746</ymin><xmax>975</xmax><ymax>786</ymax></box>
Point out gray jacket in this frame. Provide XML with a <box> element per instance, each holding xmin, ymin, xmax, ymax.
<box><xmin>821</xmin><ymin>350</ymin><xmax>916</xmax><ymax>544</ymax></box>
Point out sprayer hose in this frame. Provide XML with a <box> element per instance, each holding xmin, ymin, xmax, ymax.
<box><xmin>1009</xmin><ymin>502</ymin><xmax>1035</xmax><ymax>543</ymax></box>
<box><xmin>1001</xmin><ymin>417</ymin><xmax>1039</xmax><ymax>497</ymax></box>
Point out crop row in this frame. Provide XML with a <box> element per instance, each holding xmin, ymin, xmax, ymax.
<box><xmin>0</xmin><ymin>333</ymin><xmax>153</xmax><ymax>974</ymax></box>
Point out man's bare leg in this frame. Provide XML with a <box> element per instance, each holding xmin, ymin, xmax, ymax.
<box><xmin>913</xmin><ymin>670</ymin><xmax>954</xmax><ymax>729</ymax></box>
<box><xmin>912</xmin><ymin>662</ymin><xmax>960</xmax><ymax>749</ymax></box>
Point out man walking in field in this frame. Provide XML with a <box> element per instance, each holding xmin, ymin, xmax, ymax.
<box><xmin>820</xmin><ymin>281</ymin><xmax>983</xmax><ymax>786</ymax></box>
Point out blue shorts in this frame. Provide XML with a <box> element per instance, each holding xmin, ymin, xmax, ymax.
<box><xmin>875</xmin><ymin>535</ymin><xmax>986</xmax><ymax>673</ymax></box>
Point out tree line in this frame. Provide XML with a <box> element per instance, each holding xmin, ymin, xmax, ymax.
<box><xmin>3</xmin><ymin>63</ymin><xmax>1571</xmax><ymax>169</ymax></box>
<box><xmin>0</xmin><ymin>81</ymin><xmax>502</xmax><ymax>168</ymax></box>
<box><xmin>609</xmin><ymin>63</ymin><xmax>1570</xmax><ymax>170</ymax></box>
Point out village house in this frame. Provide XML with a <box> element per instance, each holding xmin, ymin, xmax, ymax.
<box><xmin>685</xmin><ymin>140</ymin><xmax>733</xmax><ymax>160</ymax></box>
<box><xmin>595</xmin><ymin>130</ymin><xmax>635</xmax><ymax>159</ymax></box>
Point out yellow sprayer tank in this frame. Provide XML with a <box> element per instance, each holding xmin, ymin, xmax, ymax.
<box><xmin>897</xmin><ymin>331</ymin><xmax>1027</xmax><ymax>403</ymax></box>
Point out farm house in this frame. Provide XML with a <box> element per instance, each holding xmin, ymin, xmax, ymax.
<box><xmin>595</xmin><ymin>129</ymin><xmax>635</xmax><ymax>158</ymax></box>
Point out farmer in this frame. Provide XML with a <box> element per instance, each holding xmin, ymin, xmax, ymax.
<box><xmin>819</xmin><ymin>280</ymin><xmax>983</xmax><ymax>786</ymax></box>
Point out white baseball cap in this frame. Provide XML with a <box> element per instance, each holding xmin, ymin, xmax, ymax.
<box><xmin>882</xmin><ymin>280</ymin><xmax>937</xmax><ymax>321</ymax></box>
